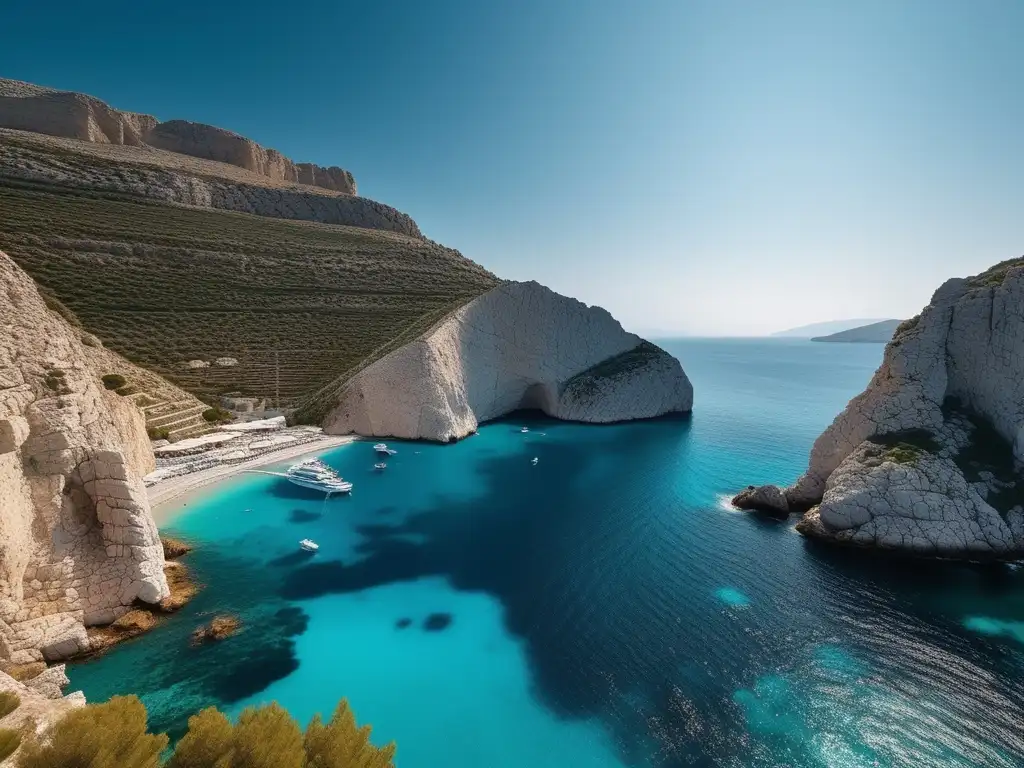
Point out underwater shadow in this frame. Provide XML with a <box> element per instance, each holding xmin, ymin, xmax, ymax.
<box><xmin>278</xmin><ymin>418</ymin><xmax>779</xmax><ymax>764</ymax></box>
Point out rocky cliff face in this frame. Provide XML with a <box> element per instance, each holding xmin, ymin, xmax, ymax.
<box><xmin>320</xmin><ymin>281</ymin><xmax>692</xmax><ymax>441</ymax></box>
<box><xmin>147</xmin><ymin>120</ymin><xmax>356</xmax><ymax>194</ymax></box>
<box><xmin>0</xmin><ymin>78</ymin><xmax>356</xmax><ymax>195</ymax></box>
<box><xmin>0</xmin><ymin>250</ymin><xmax>168</xmax><ymax>664</ymax></box>
<box><xmin>738</xmin><ymin>258</ymin><xmax>1024</xmax><ymax>559</ymax></box>
<box><xmin>0</xmin><ymin>134</ymin><xmax>418</xmax><ymax>236</ymax></box>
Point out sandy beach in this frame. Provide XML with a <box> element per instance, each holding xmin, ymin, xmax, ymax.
<box><xmin>146</xmin><ymin>434</ymin><xmax>358</xmax><ymax>518</ymax></box>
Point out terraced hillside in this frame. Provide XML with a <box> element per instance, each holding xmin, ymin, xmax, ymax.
<box><xmin>0</xmin><ymin>180</ymin><xmax>498</xmax><ymax>412</ymax></box>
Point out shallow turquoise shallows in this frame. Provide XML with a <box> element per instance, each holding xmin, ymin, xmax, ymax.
<box><xmin>67</xmin><ymin>339</ymin><xmax>1024</xmax><ymax>767</ymax></box>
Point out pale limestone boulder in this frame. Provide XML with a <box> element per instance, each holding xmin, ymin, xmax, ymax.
<box><xmin>752</xmin><ymin>258</ymin><xmax>1024</xmax><ymax>559</ymax></box>
<box><xmin>0</xmin><ymin>250</ymin><xmax>168</xmax><ymax>662</ymax></box>
<box><xmin>0</xmin><ymin>667</ymin><xmax>85</xmax><ymax>754</ymax></box>
<box><xmin>322</xmin><ymin>281</ymin><xmax>692</xmax><ymax>441</ymax></box>
<box><xmin>797</xmin><ymin>442</ymin><xmax>1017</xmax><ymax>557</ymax></box>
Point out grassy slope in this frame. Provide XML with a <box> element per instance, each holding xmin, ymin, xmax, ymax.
<box><xmin>0</xmin><ymin>181</ymin><xmax>498</xmax><ymax>411</ymax></box>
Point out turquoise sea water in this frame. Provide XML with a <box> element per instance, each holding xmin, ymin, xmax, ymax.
<box><xmin>68</xmin><ymin>339</ymin><xmax>1024</xmax><ymax>767</ymax></box>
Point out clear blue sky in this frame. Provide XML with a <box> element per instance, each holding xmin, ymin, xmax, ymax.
<box><xmin>3</xmin><ymin>1</ymin><xmax>1022</xmax><ymax>335</ymax></box>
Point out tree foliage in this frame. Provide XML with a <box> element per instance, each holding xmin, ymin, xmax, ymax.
<box><xmin>25</xmin><ymin>695</ymin><xmax>395</xmax><ymax>768</ymax></box>
<box><xmin>17</xmin><ymin>695</ymin><xmax>167</xmax><ymax>768</ymax></box>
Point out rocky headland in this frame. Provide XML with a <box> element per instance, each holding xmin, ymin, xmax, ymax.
<box><xmin>314</xmin><ymin>281</ymin><xmax>693</xmax><ymax>441</ymax></box>
<box><xmin>736</xmin><ymin>257</ymin><xmax>1024</xmax><ymax>559</ymax></box>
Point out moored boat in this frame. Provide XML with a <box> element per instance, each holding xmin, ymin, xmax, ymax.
<box><xmin>299</xmin><ymin>539</ymin><xmax>319</xmax><ymax>552</ymax></box>
<box><xmin>373</xmin><ymin>443</ymin><xmax>397</xmax><ymax>456</ymax></box>
<box><xmin>286</xmin><ymin>458</ymin><xmax>353</xmax><ymax>494</ymax></box>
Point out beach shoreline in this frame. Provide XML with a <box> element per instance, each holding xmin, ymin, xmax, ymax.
<box><xmin>146</xmin><ymin>435</ymin><xmax>358</xmax><ymax>522</ymax></box>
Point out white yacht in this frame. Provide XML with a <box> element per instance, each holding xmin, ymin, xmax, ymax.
<box><xmin>286</xmin><ymin>458</ymin><xmax>353</xmax><ymax>494</ymax></box>
<box><xmin>374</xmin><ymin>462</ymin><xmax>387</xmax><ymax>470</ymax></box>
<box><xmin>520</xmin><ymin>427</ymin><xmax>530</xmax><ymax>433</ymax></box>
<box><xmin>531</xmin><ymin>457</ymin><xmax>539</xmax><ymax>465</ymax></box>
<box><xmin>299</xmin><ymin>539</ymin><xmax>319</xmax><ymax>552</ymax></box>
<box><xmin>373</xmin><ymin>443</ymin><xmax>397</xmax><ymax>456</ymax></box>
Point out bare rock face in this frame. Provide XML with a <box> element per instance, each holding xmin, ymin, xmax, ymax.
<box><xmin>0</xmin><ymin>250</ymin><xmax>168</xmax><ymax>663</ymax></box>
<box><xmin>147</xmin><ymin>121</ymin><xmax>356</xmax><ymax>194</ymax></box>
<box><xmin>0</xmin><ymin>82</ymin><xmax>157</xmax><ymax>146</ymax></box>
<box><xmin>321</xmin><ymin>281</ymin><xmax>692</xmax><ymax>441</ymax></box>
<box><xmin>0</xmin><ymin>78</ymin><xmax>356</xmax><ymax>195</ymax></box>
<box><xmin>745</xmin><ymin>258</ymin><xmax>1024</xmax><ymax>559</ymax></box>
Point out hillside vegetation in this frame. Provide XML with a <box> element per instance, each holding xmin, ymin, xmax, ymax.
<box><xmin>0</xmin><ymin>180</ymin><xmax>498</xmax><ymax>411</ymax></box>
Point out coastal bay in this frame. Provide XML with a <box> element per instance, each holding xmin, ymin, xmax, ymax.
<box><xmin>66</xmin><ymin>339</ymin><xmax>1024</xmax><ymax>767</ymax></box>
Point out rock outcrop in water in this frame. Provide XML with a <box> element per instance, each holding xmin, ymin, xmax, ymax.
<box><xmin>0</xmin><ymin>78</ymin><xmax>355</xmax><ymax>194</ymax></box>
<box><xmin>739</xmin><ymin>257</ymin><xmax>1024</xmax><ymax>559</ymax></box>
<box><xmin>319</xmin><ymin>281</ymin><xmax>693</xmax><ymax>441</ymax></box>
<box><xmin>0</xmin><ymin>250</ymin><xmax>168</xmax><ymax>663</ymax></box>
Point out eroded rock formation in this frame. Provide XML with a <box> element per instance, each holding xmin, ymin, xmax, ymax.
<box><xmin>320</xmin><ymin>281</ymin><xmax>692</xmax><ymax>441</ymax></box>
<box><xmin>739</xmin><ymin>258</ymin><xmax>1024</xmax><ymax>559</ymax></box>
<box><xmin>0</xmin><ymin>78</ymin><xmax>356</xmax><ymax>195</ymax></box>
<box><xmin>0</xmin><ymin>250</ymin><xmax>168</xmax><ymax>663</ymax></box>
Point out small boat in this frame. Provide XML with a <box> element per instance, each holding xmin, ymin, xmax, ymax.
<box><xmin>531</xmin><ymin>457</ymin><xmax>539</xmax><ymax>465</ymax></box>
<box><xmin>286</xmin><ymin>458</ymin><xmax>353</xmax><ymax>494</ymax></box>
<box><xmin>373</xmin><ymin>443</ymin><xmax>398</xmax><ymax>456</ymax></box>
<box><xmin>299</xmin><ymin>539</ymin><xmax>319</xmax><ymax>552</ymax></box>
<box><xmin>520</xmin><ymin>427</ymin><xmax>530</xmax><ymax>433</ymax></box>
<box><xmin>374</xmin><ymin>462</ymin><xmax>387</xmax><ymax>470</ymax></box>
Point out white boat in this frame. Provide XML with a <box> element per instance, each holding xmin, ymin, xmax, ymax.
<box><xmin>299</xmin><ymin>539</ymin><xmax>319</xmax><ymax>552</ymax></box>
<box><xmin>374</xmin><ymin>462</ymin><xmax>387</xmax><ymax>470</ymax></box>
<box><xmin>520</xmin><ymin>427</ymin><xmax>529</xmax><ymax>433</ymax></box>
<box><xmin>373</xmin><ymin>443</ymin><xmax>397</xmax><ymax>456</ymax></box>
<box><xmin>286</xmin><ymin>458</ymin><xmax>353</xmax><ymax>494</ymax></box>
<box><xmin>531</xmin><ymin>457</ymin><xmax>539</xmax><ymax>465</ymax></box>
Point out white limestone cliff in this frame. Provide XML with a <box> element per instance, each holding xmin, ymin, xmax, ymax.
<box><xmin>320</xmin><ymin>281</ymin><xmax>692</xmax><ymax>441</ymax></box>
<box><xmin>0</xmin><ymin>250</ymin><xmax>168</xmax><ymax>663</ymax></box>
<box><xmin>739</xmin><ymin>257</ymin><xmax>1024</xmax><ymax>559</ymax></box>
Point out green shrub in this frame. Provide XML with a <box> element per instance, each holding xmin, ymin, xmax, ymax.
<box><xmin>101</xmin><ymin>373</ymin><xmax>127</xmax><ymax>390</ymax></box>
<box><xmin>147</xmin><ymin>427</ymin><xmax>170</xmax><ymax>441</ymax></box>
<box><xmin>0</xmin><ymin>728</ymin><xmax>21</xmax><ymax>763</ymax></box>
<box><xmin>202</xmin><ymin>406</ymin><xmax>233</xmax><ymax>423</ymax></box>
<box><xmin>0</xmin><ymin>691</ymin><xmax>20</xmax><ymax>719</ymax></box>
<box><xmin>16</xmin><ymin>695</ymin><xmax>167</xmax><ymax>768</ymax></box>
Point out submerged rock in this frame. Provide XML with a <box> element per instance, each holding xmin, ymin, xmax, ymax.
<box><xmin>423</xmin><ymin>613</ymin><xmax>453</xmax><ymax>632</ymax></box>
<box><xmin>318</xmin><ymin>281</ymin><xmax>693</xmax><ymax>441</ymax></box>
<box><xmin>741</xmin><ymin>257</ymin><xmax>1024</xmax><ymax>559</ymax></box>
<box><xmin>731</xmin><ymin>485</ymin><xmax>790</xmax><ymax>517</ymax></box>
<box><xmin>191</xmin><ymin>615</ymin><xmax>241</xmax><ymax>646</ymax></box>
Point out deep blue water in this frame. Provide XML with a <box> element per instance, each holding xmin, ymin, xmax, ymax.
<box><xmin>68</xmin><ymin>339</ymin><xmax>1024</xmax><ymax>767</ymax></box>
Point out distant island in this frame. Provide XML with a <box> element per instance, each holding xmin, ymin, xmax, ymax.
<box><xmin>810</xmin><ymin>319</ymin><xmax>902</xmax><ymax>343</ymax></box>
<box><xmin>770</xmin><ymin>318</ymin><xmax>890</xmax><ymax>338</ymax></box>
